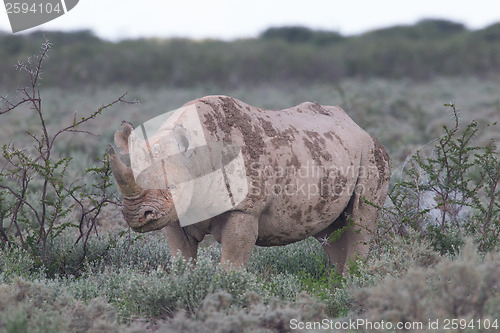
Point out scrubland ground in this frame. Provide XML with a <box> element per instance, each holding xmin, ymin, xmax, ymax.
<box><xmin>1</xmin><ymin>78</ymin><xmax>499</xmax><ymax>332</ymax></box>
<box><xmin>4</xmin><ymin>76</ymin><xmax>499</xmax><ymax>164</ymax></box>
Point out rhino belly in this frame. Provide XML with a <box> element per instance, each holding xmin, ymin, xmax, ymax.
<box><xmin>253</xmin><ymin>182</ymin><xmax>354</xmax><ymax>246</ymax></box>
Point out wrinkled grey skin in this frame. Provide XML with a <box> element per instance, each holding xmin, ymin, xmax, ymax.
<box><xmin>108</xmin><ymin>96</ymin><xmax>390</xmax><ymax>273</ymax></box>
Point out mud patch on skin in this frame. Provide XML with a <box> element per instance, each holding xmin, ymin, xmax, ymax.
<box><xmin>324</xmin><ymin>130</ymin><xmax>348</xmax><ymax>151</ymax></box>
<box><xmin>303</xmin><ymin>137</ymin><xmax>320</xmax><ymax>165</ymax></box>
<box><xmin>324</xmin><ymin>131</ymin><xmax>334</xmax><ymax>141</ymax></box>
<box><xmin>305</xmin><ymin>130</ymin><xmax>326</xmax><ymax>145</ymax></box>
<box><xmin>371</xmin><ymin>135</ymin><xmax>391</xmax><ymax>189</ymax></box>
<box><xmin>309</xmin><ymin>102</ymin><xmax>330</xmax><ymax>115</ymax></box>
<box><xmin>319</xmin><ymin>175</ymin><xmax>330</xmax><ymax>199</ymax></box>
<box><xmin>290</xmin><ymin>208</ymin><xmax>303</xmax><ymax>222</ymax></box>
<box><xmin>201</xmin><ymin>97</ymin><xmax>266</xmax><ymax>160</ymax></box>
<box><xmin>202</xmin><ymin>112</ymin><xmax>218</xmax><ymax>137</ymax></box>
<box><xmin>222</xmin><ymin>97</ymin><xmax>266</xmax><ymax>160</ymax></box>
<box><xmin>303</xmin><ymin>130</ymin><xmax>332</xmax><ymax>165</ymax></box>
<box><xmin>259</xmin><ymin>117</ymin><xmax>278</xmax><ymax>137</ymax></box>
<box><xmin>332</xmin><ymin>175</ymin><xmax>348</xmax><ymax>201</ymax></box>
<box><xmin>286</xmin><ymin>153</ymin><xmax>301</xmax><ymax>170</ymax></box>
<box><xmin>314</xmin><ymin>200</ymin><xmax>327</xmax><ymax>213</ymax></box>
<box><xmin>201</xmin><ymin>101</ymin><xmax>232</xmax><ymax>141</ymax></box>
<box><xmin>258</xmin><ymin>116</ymin><xmax>296</xmax><ymax>149</ymax></box>
<box><xmin>270</xmin><ymin>128</ymin><xmax>295</xmax><ymax>149</ymax></box>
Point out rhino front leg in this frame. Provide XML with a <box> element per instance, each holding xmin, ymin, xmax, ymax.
<box><xmin>163</xmin><ymin>221</ymin><xmax>199</xmax><ymax>262</ymax></box>
<box><xmin>218</xmin><ymin>211</ymin><xmax>258</xmax><ymax>269</ymax></box>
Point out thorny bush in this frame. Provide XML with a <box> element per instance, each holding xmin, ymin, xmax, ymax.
<box><xmin>378</xmin><ymin>104</ymin><xmax>499</xmax><ymax>255</ymax></box>
<box><xmin>0</xmin><ymin>40</ymin><xmax>136</xmax><ymax>276</ymax></box>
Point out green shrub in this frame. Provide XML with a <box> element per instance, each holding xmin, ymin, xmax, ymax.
<box><xmin>381</xmin><ymin>104</ymin><xmax>499</xmax><ymax>255</ymax></box>
<box><xmin>45</xmin><ymin>234</ymin><xmax>334</xmax><ymax>322</ymax></box>
<box><xmin>0</xmin><ymin>247</ymin><xmax>37</xmax><ymax>282</ymax></box>
<box><xmin>325</xmin><ymin>231</ymin><xmax>443</xmax><ymax>320</ymax></box>
<box><xmin>0</xmin><ymin>279</ymin><xmax>137</xmax><ymax>333</ymax></box>
<box><xmin>160</xmin><ymin>291</ymin><xmax>327</xmax><ymax>333</ymax></box>
<box><xmin>99</xmin><ymin>232</ymin><xmax>173</xmax><ymax>272</ymax></box>
<box><xmin>370</xmin><ymin>230</ymin><xmax>443</xmax><ymax>278</ymax></box>
<box><xmin>351</xmin><ymin>241</ymin><xmax>500</xmax><ymax>332</ymax></box>
<box><xmin>67</xmin><ymin>250</ymin><xmax>271</xmax><ymax>320</ymax></box>
<box><xmin>248</xmin><ymin>237</ymin><xmax>329</xmax><ymax>279</ymax></box>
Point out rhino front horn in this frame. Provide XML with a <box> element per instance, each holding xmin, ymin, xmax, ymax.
<box><xmin>114</xmin><ymin>121</ymin><xmax>134</xmax><ymax>155</ymax></box>
<box><xmin>107</xmin><ymin>144</ymin><xmax>142</xmax><ymax>197</ymax></box>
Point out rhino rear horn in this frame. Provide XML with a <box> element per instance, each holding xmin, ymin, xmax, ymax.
<box><xmin>107</xmin><ymin>144</ymin><xmax>142</xmax><ymax>197</ymax></box>
<box><xmin>114</xmin><ymin>121</ymin><xmax>134</xmax><ymax>155</ymax></box>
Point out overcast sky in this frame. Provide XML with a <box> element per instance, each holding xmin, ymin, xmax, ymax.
<box><xmin>1</xmin><ymin>0</ymin><xmax>500</xmax><ymax>40</ymax></box>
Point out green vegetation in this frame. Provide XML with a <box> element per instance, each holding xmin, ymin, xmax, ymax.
<box><xmin>1</xmin><ymin>19</ymin><xmax>500</xmax><ymax>88</ymax></box>
<box><xmin>383</xmin><ymin>104</ymin><xmax>500</xmax><ymax>255</ymax></box>
<box><xmin>0</xmin><ymin>41</ymin><xmax>137</xmax><ymax>278</ymax></box>
<box><xmin>0</xmin><ymin>27</ymin><xmax>499</xmax><ymax>332</ymax></box>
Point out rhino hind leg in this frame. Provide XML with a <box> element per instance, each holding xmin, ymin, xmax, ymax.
<box><xmin>315</xmin><ymin>168</ymin><xmax>388</xmax><ymax>274</ymax></box>
<box><xmin>314</xmin><ymin>213</ymin><xmax>350</xmax><ymax>274</ymax></box>
<box><xmin>315</xmin><ymin>199</ymin><xmax>377</xmax><ymax>274</ymax></box>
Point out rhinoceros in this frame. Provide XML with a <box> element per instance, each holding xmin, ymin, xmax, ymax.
<box><xmin>108</xmin><ymin>95</ymin><xmax>390</xmax><ymax>273</ymax></box>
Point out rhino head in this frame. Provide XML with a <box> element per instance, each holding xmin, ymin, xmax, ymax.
<box><xmin>107</xmin><ymin>122</ymin><xmax>179</xmax><ymax>232</ymax></box>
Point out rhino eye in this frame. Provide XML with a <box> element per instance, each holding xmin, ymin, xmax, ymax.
<box><xmin>173</xmin><ymin>125</ymin><xmax>189</xmax><ymax>153</ymax></box>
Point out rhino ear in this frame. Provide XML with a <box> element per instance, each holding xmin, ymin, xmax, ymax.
<box><xmin>114</xmin><ymin>121</ymin><xmax>134</xmax><ymax>155</ymax></box>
